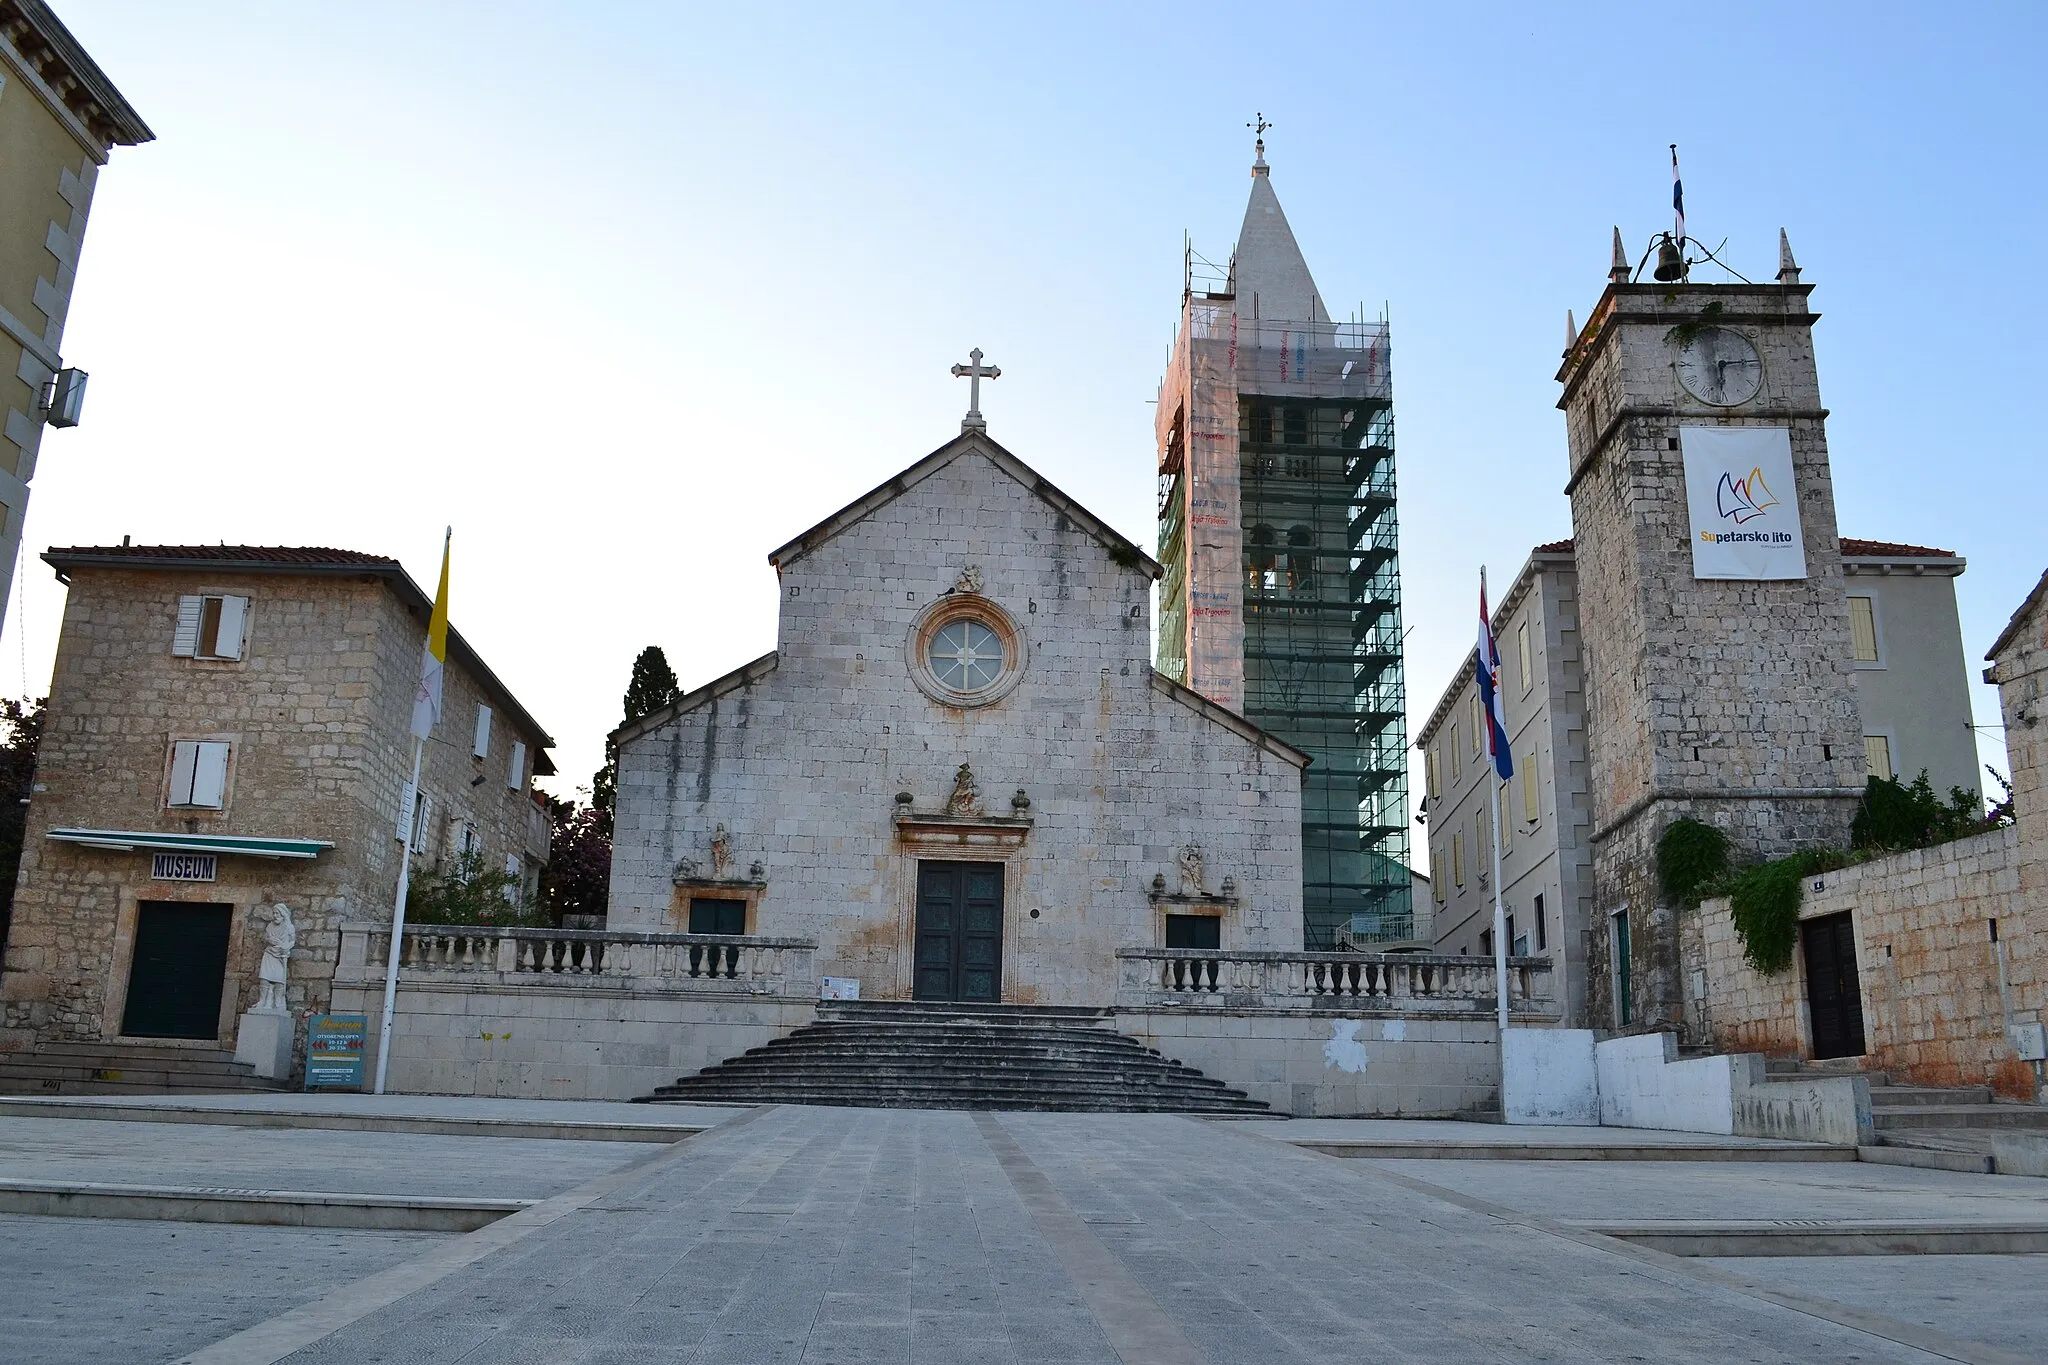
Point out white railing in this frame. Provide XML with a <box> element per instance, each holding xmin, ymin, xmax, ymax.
<box><xmin>1117</xmin><ymin>949</ymin><xmax>1554</xmax><ymax>1016</ymax></box>
<box><xmin>335</xmin><ymin>924</ymin><xmax>817</xmax><ymax>997</ymax></box>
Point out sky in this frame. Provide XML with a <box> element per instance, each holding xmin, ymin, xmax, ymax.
<box><xmin>19</xmin><ymin>2</ymin><xmax>2044</xmax><ymax>835</ymax></box>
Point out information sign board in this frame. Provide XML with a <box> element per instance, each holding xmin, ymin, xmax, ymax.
<box><xmin>305</xmin><ymin>1012</ymin><xmax>368</xmax><ymax>1090</ymax></box>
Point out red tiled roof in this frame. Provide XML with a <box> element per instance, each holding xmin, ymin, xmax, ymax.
<box><xmin>1839</xmin><ymin>538</ymin><xmax>1957</xmax><ymax>559</ymax></box>
<box><xmin>1528</xmin><ymin>537</ymin><xmax>1956</xmax><ymax>560</ymax></box>
<box><xmin>45</xmin><ymin>545</ymin><xmax>398</xmax><ymax>567</ymax></box>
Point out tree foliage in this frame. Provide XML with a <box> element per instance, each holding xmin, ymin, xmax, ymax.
<box><xmin>591</xmin><ymin>646</ymin><xmax>682</xmax><ymax>822</ymax></box>
<box><xmin>538</xmin><ymin>793</ymin><xmax>612</xmax><ymax>924</ymax></box>
<box><xmin>0</xmin><ymin>697</ymin><xmax>45</xmax><ymax>949</ymax></box>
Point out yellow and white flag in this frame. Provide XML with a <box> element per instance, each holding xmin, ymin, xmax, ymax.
<box><xmin>410</xmin><ymin>529</ymin><xmax>451</xmax><ymax>740</ymax></box>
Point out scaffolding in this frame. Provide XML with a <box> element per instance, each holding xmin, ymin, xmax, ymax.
<box><xmin>1157</xmin><ymin>296</ymin><xmax>1414</xmax><ymax>949</ymax></box>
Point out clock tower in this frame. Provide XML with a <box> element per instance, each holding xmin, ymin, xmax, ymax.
<box><xmin>1556</xmin><ymin>230</ymin><xmax>1867</xmax><ymax>1032</ymax></box>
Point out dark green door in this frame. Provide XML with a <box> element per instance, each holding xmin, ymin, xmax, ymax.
<box><xmin>122</xmin><ymin>902</ymin><xmax>232</xmax><ymax>1040</ymax></box>
<box><xmin>914</xmin><ymin>861</ymin><xmax>1003</xmax><ymax>1002</ymax></box>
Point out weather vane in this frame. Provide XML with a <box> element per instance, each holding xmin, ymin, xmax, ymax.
<box><xmin>1248</xmin><ymin>113</ymin><xmax>1273</xmax><ymax>137</ymax></box>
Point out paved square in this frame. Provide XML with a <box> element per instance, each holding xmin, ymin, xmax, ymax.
<box><xmin>4</xmin><ymin>1104</ymin><xmax>2041</xmax><ymax>1365</ymax></box>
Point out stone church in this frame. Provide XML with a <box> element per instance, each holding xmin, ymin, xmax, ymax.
<box><xmin>606</xmin><ymin>425</ymin><xmax>1310</xmax><ymax>1005</ymax></box>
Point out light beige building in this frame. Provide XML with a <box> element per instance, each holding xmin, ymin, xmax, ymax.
<box><xmin>0</xmin><ymin>545</ymin><xmax>552</xmax><ymax>1069</ymax></box>
<box><xmin>1419</xmin><ymin>536</ymin><xmax>1977</xmax><ymax>1028</ymax></box>
<box><xmin>0</xmin><ymin>1</ymin><xmax>152</xmax><ymax>631</ymax></box>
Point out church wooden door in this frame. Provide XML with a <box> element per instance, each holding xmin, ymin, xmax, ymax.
<box><xmin>914</xmin><ymin>861</ymin><xmax>1003</xmax><ymax>1002</ymax></box>
<box><xmin>1802</xmin><ymin>912</ymin><xmax>1866</xmax><ymax>1060</ymax></box>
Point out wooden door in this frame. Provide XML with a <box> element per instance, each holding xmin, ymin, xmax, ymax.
<box><xmin>913</xmin><ymin>861</ymin><xmax>1003</xmax><ymax>1002</ymax></box>
<box><xmin>1802</xmin><ymin>912</ymin><xmax>1867</xmax><ymax>1059</ymax></box>
<box><xmin>121</xmin><ymin>902</ymin><xmax>232</xmax><ymax>1040</ymax></box>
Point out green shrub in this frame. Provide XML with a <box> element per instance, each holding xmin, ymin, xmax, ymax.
<box><xmin>1727</xmin><ymin>856</ymin><xmax>1805</xmax><ymax>975</ymax></box>
<box><xmin>1657</xmin><ymin>818</ymin><xmax>1730</xmax><ymax>908</ymax></box>
<box><xmin>406</xmin><ymin>850</ymin><xmax>549</xmax><ymax>928</ymax></box>
<box><xmin>1851</xmin><ymin>772</ymin><xmax>1988</xmax><ymax>852</ymax></box>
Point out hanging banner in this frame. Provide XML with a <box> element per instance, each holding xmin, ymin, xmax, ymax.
<box><xmin>1680</xmin><ymin>425</ymin><xmax>1807</xmax><ymax>580</ymax></box>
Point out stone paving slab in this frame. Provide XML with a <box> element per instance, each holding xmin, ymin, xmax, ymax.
<box><xmin>0</xmin><ymin>1212</ymin><xmax>443</xmax><ymax>1365</ymax></box>
<box><xmin>0</xmin><ymin>1115</ymin><xmax>640</xmax><ymax>1200</ymax></box>
<box><xmin>1700</xmin><ymin>1255</ymin><xmax>2048</xmax><ymax>1360</ymax></box>
<box><xmin>1368</xmin><ymin>1156</ymin><xmax>2048</xmax><ymax>1224</ymax></box>
<box><xmin>215</xmin><ymin>1107</ymin><xmax>2017</xmax><ymax>1364</ymax></box>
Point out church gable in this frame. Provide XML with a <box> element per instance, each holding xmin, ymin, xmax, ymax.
<box><xmin>608</xmin><ymin>429</ymin><xmax>1307</xmax><ymax>1003</ymax></box>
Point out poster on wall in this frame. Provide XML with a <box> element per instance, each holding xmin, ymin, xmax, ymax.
<box><xmin>1679</xmin><ymin>425</ymin><xmax>1808</xmax><ymax>580</ymax></box>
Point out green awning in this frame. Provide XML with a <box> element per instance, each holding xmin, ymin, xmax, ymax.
<box><xmin>46</xmin><ymin>828</ymin><xmax>333</xmax><ymax>860</ymax></box>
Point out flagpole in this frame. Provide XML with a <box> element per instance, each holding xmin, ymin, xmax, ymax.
<box><xmin>373</xmin><ymin>737</ymin><xmax>424</xmax><ymax>1095</ymax></box>
<box><xmin>1484</xmin><ymin>564</ymin><xmax>1509</xmax><ymax>1038</ymax></box>
<box><xmin>1491</xmin><ymin>763</ymin><xmax>1509</xmax><ymax>1037</ymax></box>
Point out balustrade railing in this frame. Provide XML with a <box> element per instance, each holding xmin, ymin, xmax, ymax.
<box><xmin>335</xmin><ymin>923</ymin><xmax>817</xmax><ymax>995</ymax></box>
<box><xmin>1117</xmin><ymin>949</ymin><xmax>1554</xmax><ymax>1014</ymax></box>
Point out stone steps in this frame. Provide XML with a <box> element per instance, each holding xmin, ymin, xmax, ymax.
<box><xmin>641</xmin><ymin>1002</ymin><xmax>1268</xmax><ymax>1113</ymax></box>
<box><xmin>0</xmin><ymin>1042</ymin><xmax>286</xmax><ymax>1096</ymax></box>
<box><xmin>1873</xmin><ymin>1104</ymin><xmax>2048</xmax><ymax>1131</ymax></box>
<box><xmin>1870</xmin><ymin>1084</ymin><xmax>1994</xmax><ymax>1108</ymax></box>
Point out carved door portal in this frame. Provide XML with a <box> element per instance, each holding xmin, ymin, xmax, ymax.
<box><xmin>913</xmin><ymin>860</ymin><xmax>1003</xmax><ymax>1002</ymax></box>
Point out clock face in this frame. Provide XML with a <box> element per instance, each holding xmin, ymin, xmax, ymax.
<box><xmin>1675</xmin><ymin>327</ymin><xmax>1763</xmax><ymax>406</ymax></box>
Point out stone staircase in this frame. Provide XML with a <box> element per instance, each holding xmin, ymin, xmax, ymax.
<box><xmin>0</xmin><ymin>1041</ymin><xmax>288</xmax><ymax>1096</ymax></box>
<box><xmin>639</xmin><ymin>1000</ymin><xmax>1269</xmax><ymax>1113</ymax></box>
<box><xmin>1765</xmin><ymin>1057</ymin><xmax>2048</xmax><ymax>1169</ymax></box>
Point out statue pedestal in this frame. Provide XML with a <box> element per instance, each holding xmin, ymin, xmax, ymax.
<box><xmin>234</xmin><ymin>1008</ymin><xmax>294</xmax><ymax>1080</ymax></box>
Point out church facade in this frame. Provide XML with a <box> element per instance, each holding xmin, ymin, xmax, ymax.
<box><xmin>606</xmin><ymin>431</ymin><xmax>1309</xmax><ymax>1006</ymax></box>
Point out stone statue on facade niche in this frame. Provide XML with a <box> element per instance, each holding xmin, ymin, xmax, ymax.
<box><xmin>749</xmin><ymin>859</ymin><xmax>766</xmax><ymax>881</ymax></box>
<box><xmin>954</xmin><ymin>565</ymin><xmax>984</xmax><ymax>595</ymax></box>
<box><xmin>672</xmin><ymin>856</ymin><xmax>699</xmax><ymax>883</ymax></box>
<box><xmin>946</xmin><ymin>763</ymin><xmax>982</xmax><ymax>817</ymax></box>
<box><xmin>710</xmin><ymin>824</ymin><xmax>734</xmax><ymax>879</ymax></box>
<box><xmin>255</xmin><ymin>904</ymin><xmax>295</xmax><ymax>1013</ymax></box>
<box><xmin>1178</xmin><ymin>845</ymin><xmax>1206</xmax><ymax>897</ymax></box>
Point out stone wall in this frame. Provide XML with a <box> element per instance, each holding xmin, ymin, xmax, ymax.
<box><xmin>1116</xmin><ymin>1009</ymin><xmax>1501</xmax><ymax>1118</ymax></box>
<box><xmin>610</xmin><ymin>444</ymin><xmax>1306</xmax><ymax>1006</ymax></box>
<box><xmin>330</xmin><ymin>978</ymin><xmax>814</xmax><ymax>1102</ymax></box>
<box><xmin>1</xmin><ymin>564</ymin><xmax>548</xmax><ymax>1055</ymax></box>
<box><xmin>1692</xmin><ymin>827</ymin><xmax>2039</xmax><ymax>1097</ymax></box>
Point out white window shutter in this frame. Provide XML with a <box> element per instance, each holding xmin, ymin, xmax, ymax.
<box><xmin>397</xmin><ymin>781</ymin><xmax>418</xmax><ymax>842</ymax></box>
<box><xmin>473</xmin><ymin>705</ymin><xmax>492</xmax><ymax>758</ymax></box>
<box><xmin>168</xmin><ymin>740</ymin><xmax>199</xmax><ymax>804</ymax></box>
<box><xmin>191</xmin><ymin>742</ymin><xmax>230</xmax><ymax>808</ymax></box>
<box><xmin>507</xmin><ymin>740</ymin><xmax>527</xmax><ymax>790</ymax></box>
<box><xmin>412</xmin><ymin>793</ymin><xmax>432</xmax><ymax>853</ymax></box>
<box><xmin>172</xmin><ymin>597</ymin><xmax>203</xmax><ymax>657</ymax></box>
<box><xmin>214</xmin><ymin>595</ymin><xmax>248</xmax><ymax>660</ymax></box>
<box><xmin>503</xmin><ymin>853</ymin><xmax>521</xmax><ymax>903</ymax></box>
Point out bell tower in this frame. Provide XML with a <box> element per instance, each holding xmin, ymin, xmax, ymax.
<box><xmin>1556</xmin><ymin>228</ymin><xmax>1866</xmax><ymax>1031</ymax></box>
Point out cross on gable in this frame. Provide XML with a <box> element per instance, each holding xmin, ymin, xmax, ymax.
<box><xmin>951</xmin><ymin>348</ymin><xmax>1000</xmax><ymax>433</ymax></box>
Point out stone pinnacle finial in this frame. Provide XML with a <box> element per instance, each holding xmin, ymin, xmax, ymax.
<box><xmin>951</xmin><ymin>347</ymin><xmax>1000</xmax><ymax>433</ymax></box>
<box><xmin>1609</xmin><ymin>226</ymin><xmax>1630</xmax><ymax>283</ymax></box>
<box><xmin>1777</xmin><ymin>228</ymin><xmax>1801</xmax><ymax>285</ymax></box>
<box><xmin>1565</xmin><ymin>309</ymin><xmax>1578</xmax><ymax>356</ymax></box>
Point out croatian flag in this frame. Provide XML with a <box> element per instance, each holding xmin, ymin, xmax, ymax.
<box><xmin>1476</xmin><ymin>572</ymin><xmax>1514</xmax><ymax>782</ymax></box>
<box><xmin>1671</xmin><ymin>144</ymin><xmax>1686</xmax><ymax>248</ymax></box>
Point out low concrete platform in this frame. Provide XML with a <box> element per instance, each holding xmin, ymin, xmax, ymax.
<box><xmin>1240</xmin><ymin>1116</ymin><xmax>1856</xmax><ymax>1161</ymax></box>
<box><xmin>0</xmin><ymin>1092</ymin><xmax>745</xmax><ymax>1141</ymax></box>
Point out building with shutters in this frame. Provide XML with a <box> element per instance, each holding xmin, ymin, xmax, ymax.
<box><xmin>0</xmin><ymin>1</ymin><xmax>153</xmax><ymax>636</ymax></box>
<box><xmin>0</xmin><ymin>545</ymin><xmax>554</xmax><ymax>1065</ymax></box>
<box><xmin>1416</xmin><ymin>536</ymin><xmax>1978</xmax><ymax>1029</ymax></box>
